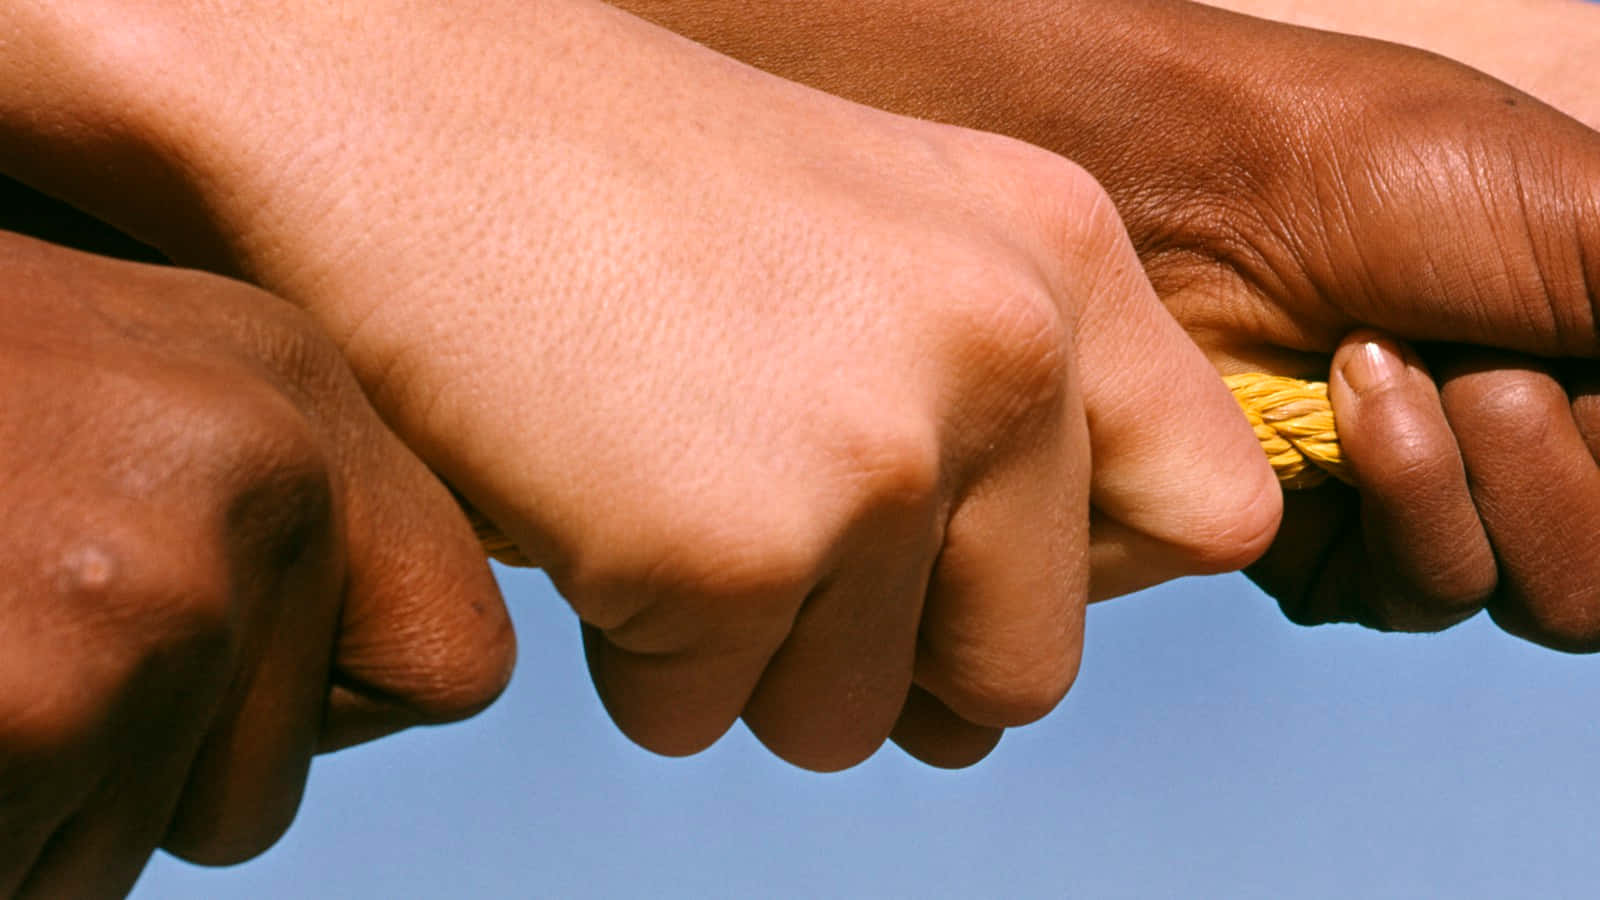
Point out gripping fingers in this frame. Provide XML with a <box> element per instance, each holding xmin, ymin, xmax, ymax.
<box><xmin>583</xmin><ymin>583</ymin><xmax>802</xmax><ymax>757</ymax></box>
<box><xmin>914</xmin><ymin>400</ymin><xmax>1089</xmax><ymax>730</ymax></box>
<box><xmin>317</xmin><ymin>409</ymin><xmax>515</xmax><ymax>752</ymax></box>
<box><xmin>1438</xmin><ymin>352</ymin><xmax>1600</xmax><ymax>651</ymax></box>
<box><xmin>161</xmin><ymin>495</ymin><xmax>345</xmax><ymax>865</ymax></box>
<box><xmin>1322</xmin><ymin>333</ymin><xmax>1495</xmax><ymax>629</ymax></box>
<box><xmin>740</xmin><ymin>543</ymin><xmax>935</xmax><ymax>772</ymax></box>
<box><xmin>1073</xmin><ymin>222</ymin><xmax>1282</xmax><ymax>598</ymax></box>
<box><xmin>889</xmin><ymin>685</ymin><xmax>1005</xmax><ymax>770</ymax></box>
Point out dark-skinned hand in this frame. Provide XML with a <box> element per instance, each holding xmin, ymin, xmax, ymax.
<box><xmin>0</xmin><ymin>231</ymin><xmax>514</xmax><ymax>897</ymax></box>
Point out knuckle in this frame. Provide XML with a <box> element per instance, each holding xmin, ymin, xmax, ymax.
<box><xmin>1446</xmin><ymin>372</ymin><xmax>1561</xmax><ymax>436</ymax></box>
<box><xmin>582</xmin><ymin>510</ymin><xmax>824</xmax><ymax>607</ymax></box>
<box><xmin>52</xmin><ymin>538</ymin><xmax>237</xmax><ymax>670</ymax></box>
<box><xmin>0</xmin><ymin>536</ymin><xmax>238</xmax><ymax>756</ymax></box>
<box><xmin>945</xmin><ymin>271</ymin><xmax>1073</xmax><ymax>432</ymax></box>
<box><xmin>1039</xmin><ymin>160</ymin><xmax>1128</xmax><ymax>267</ymax></box>
<box><xmin>186</xmin><ymin>378</ymin><xmax>328</xmax><ymax>489</ymax></box>
<box><xmin>829</xmin><ymin>417</ymin><xmax>943</xmax><ymax>519</ymax></box>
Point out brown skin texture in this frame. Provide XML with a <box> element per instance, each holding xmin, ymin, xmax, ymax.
<box><xmin>0</xmin><ymin>232</ymin><xmax>515</xmax><ymax>895</ymax></box>
<box><xmin>1201</xmin><ymin>0</ymin><xmax>1600</xmax><ymax>130</ymax></box>
<box><xmin>597</xmin><ymin>0</ymin><xmax>1600</xmax><ymax>646</ymax></box>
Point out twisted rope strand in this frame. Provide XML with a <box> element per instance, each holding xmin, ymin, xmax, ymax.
<box><xmin>469</xmin><ymin>373</ymin><xmax>1344</xmax><ymax>566</ymax></box>
<box><xmin>1222</xmin><ymin>373</ymin><xmax>1348</xmax><ymax>490</ymax></box>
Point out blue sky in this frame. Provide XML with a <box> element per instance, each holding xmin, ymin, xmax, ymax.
<box><xmin>132</xmin><ymin>566</ymin><xmax>1600</xmax><ymax>898</ymax></box>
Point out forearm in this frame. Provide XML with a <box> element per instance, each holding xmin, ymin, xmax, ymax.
<box><xmin>0</xmin><ymin>0</ymin><xmax>732</xmax><ymax>308</ymax></box>
<box><xmin>1197</xmin><ymin>0</ymin><xmax>1600</xmax><ymax>128</ymax></box>
<box><xmin>604</xmin><ymin>0</ymin><xmax>1403</xmax><ymax>254</ymax></box>
<box><xmin>607</xmin><ymin>0</ymin><xmax>1288</xmax><ymax>178</ymax></box>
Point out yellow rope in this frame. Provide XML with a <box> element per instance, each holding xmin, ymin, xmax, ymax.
<box><xmin>1223</xmin><ymin>373</ymin><xmax>1349</xmax><ymax>490</ymax></box>
<box><xmin>469</xmin><ymin>373</ymin><xmax>1345</xmax><ymax>565</ymax></box>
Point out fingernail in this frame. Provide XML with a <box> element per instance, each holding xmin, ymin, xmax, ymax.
<box><xmin>1341</xmin><ymin>337</ymin><xmax>1404</xmax><ymax>394</ymax></box>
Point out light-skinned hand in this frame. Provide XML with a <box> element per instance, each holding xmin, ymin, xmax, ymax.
<box><xmin>0</xmin><ymin>0</ymin><xmax>1278</xmax><ymax>769</ymax></box>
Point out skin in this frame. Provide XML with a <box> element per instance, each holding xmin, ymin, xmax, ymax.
<box><xmin>0</xmin><ymin>0</ymin><xmax>1281</xmax><ymax>774</ymax></box>
<box><xmin>1207</xmin><ymin>3</ymin><xmax>1600</xmax><ymax>633</ymax></box>
<box><xmin>1201</xmin><ymin>0</ymin><xmax>1600</xmax><ymax>130</ymax></box>
<box><xmin>0</xmin><ymin>231</ymin><xmax>515</xmax><ymax>895</ymax></box>
<box><xmin>583</xmin><ymin>0</ymin><xmax>1600</xmax><ymax>645</ymax></box>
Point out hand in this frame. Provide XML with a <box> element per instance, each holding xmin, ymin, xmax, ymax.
<box><xmin>591</xmin><ymin>0</ymin><xmax>1600</xmax><ymax>648</ymax></box>
<box><xmin>0</xmin><ymin>232</ymin><xmax>514</xmax><ymax>896</ymax></box>
<box><xmin>1261</xmin><ymin>332</ymin><xmax>1600</xmax><ymax>649</ymax></box>
<box><xmin>0</xmin><ymin>0</ymin><xmax>1278</xmax><ymax>769</ymax></box>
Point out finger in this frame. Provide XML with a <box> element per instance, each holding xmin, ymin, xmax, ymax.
<box><xmin>1438</xmin><ymin>352</ymin><xmax>1600</xmax><ymax>651</ymax></box>
<box><xmin>1325</xmin><ymin>332</ymin><xmax>1495</xmax><ymax>629</ymax></box>
<box><xmin>17</xmin><ymin>695</ymin><xmax>212</xmax><ymax>899</ymax></box>
<box><xmin>0</xmin><ymin>496</ymin><xmax>239</xmax><ymax>892</ymax></box>
<box><xmin>0</xmin><ymin>757</ymin><xmax>88</xmax><ymax>897</ymax></box>
<box><xmin>1075</xmin><ymin>237</ymin><xmax>1282</xmax><ymax>596</ymax></box>
<box><xmin>888</xmin><ymin>685</ymin><xmax>1003</xmax><ymax>770</ymax></box>
<box><xmin>1089</xmin><ymin>511</ymin><xmax>1231</xmax><ymax>602</ymax></box>
<box><xmin>162</xmin><ymin>481</ymin><xmax>345</xmax><ymax>865</ymax></box>
<box><xmin>317</xmin><ymin>397</ymin><xmax>515</xmax><ymax>752</ymax></box>
<box><xmin>578</xmin><ymin>530</ymin><xmax>820</xmax><ymax>756</ymax></box>
<box><xmin>740</xmin><ymin>515</ymin><xmax>938</xmax><ymax>772</ymax></box>
<box><xmin>583</xmin><ymin>607</ymin><xmax>789</xmax><ymax>757</ymax></box>
<box><xmin>1244</xmin><ymin>481</ymin><xmax>1365</xmax><ymax>625</ymax></box>
<box><xmin>914</xmin><ymin>399</ymin><xmax>1088</xmax><ymax>729</ymax></box>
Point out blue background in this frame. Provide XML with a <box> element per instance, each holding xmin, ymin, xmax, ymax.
<box><xmin>131</xmin><ymin>567</ymin><xmax>1600</xmax><ymax>898</ymax></box>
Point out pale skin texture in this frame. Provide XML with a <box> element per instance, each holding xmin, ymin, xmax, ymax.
<box><xmin>598</xmin><ymin>0</ymin><xmax>1600</xmax><ymax>646</ymax></box>
<box><xmin>0</xmin><ymin>0</ymin><xmax>1280</xmax><ymax>775</ymax></box>
<box><xmin>0</xmin><ymin>232</ymin><xmax>515</xmax><ymax>896</ymax></box>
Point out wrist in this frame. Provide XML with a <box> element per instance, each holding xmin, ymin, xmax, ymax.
<box><xmin>610</xmin><ymin>0</ymin><xmax>1302</xmax><ymax>200</ymax></box>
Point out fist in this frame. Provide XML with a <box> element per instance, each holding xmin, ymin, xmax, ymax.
<box><xmin>0</xmin><ymin>232</ymin><xmax>514</xmax><ymax>896</ymax></box>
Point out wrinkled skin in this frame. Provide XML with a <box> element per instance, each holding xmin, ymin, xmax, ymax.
<box><xmin>0</xmin><ymin>232</ymin><xmax>514</xmax><ymax>896</ymax></box>
<box><xmin>595</xmin><ymin>0</ymin><xmax>1600</xmax><ymax>647</ymax></box>
<box><xmin>0</xmin><ymin>0</ymin><xmax>1280</xmax><ymax>772</ymax></box>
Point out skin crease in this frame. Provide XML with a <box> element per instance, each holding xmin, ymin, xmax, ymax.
<box><xmin>0</xmin><ymin>232</ymin><xmax>515</xmax><ymax>896</ymax></box>
<box><xmin>0</xmin><ymin>0</ymin><xmax>1282</xmax><ymax>778</ymax></box>
<box><xmin>592</xmin><ymin>0</ymin><xmax>1600</xmax><ymax>646</ymax></box>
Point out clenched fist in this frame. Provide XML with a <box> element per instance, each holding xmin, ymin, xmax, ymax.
<box><xmin>599</xmin><ymin>0</ymin><xmax>1600</xmax><ymax>649</ymax></box>
<box><xmin>0</xmin><ymin>0</ymin><xmax>1278</xmax><ymax>768</ymax></box>
<box><xmin>0</xmin><ymin>232</ymin><xmax>513</xmax><ymax>896</ymax></box>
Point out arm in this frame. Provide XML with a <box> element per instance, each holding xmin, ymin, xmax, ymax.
<box><xmin>1199</xmin><ymin>0</ymin><xmax>1600</xmax><ymax>129</ymax></box>
<box><xmin>0</xmin><ymin>0</ymin><xmax>1278</xmax><ymax>768</ymax></box>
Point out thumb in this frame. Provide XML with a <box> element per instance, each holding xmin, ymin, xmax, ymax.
<box><xmin>1070</xmin><ymin>223</ymin><xmax>1282</xmax><ymax>600</ymax></box>
<box><xmin>320</xmin><ymin>411</ymin><xmax>517</xmax><ymax>752</ymax></box>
